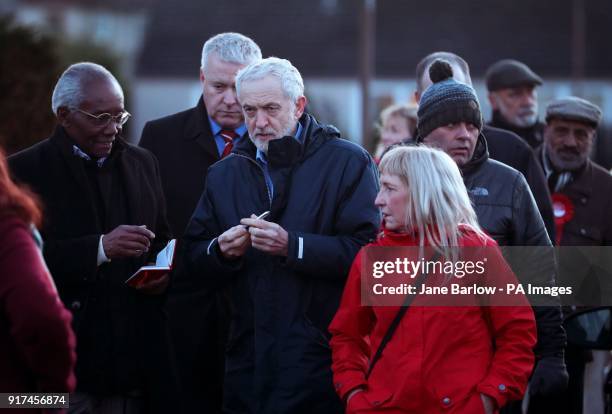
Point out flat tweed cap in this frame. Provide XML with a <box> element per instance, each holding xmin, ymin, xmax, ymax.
<box><xmin>545</xmin><ymin>96</ymin><xmax>602</xmax><ymax>128</ymax></box>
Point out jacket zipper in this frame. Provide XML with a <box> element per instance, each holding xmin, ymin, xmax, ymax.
<box><xmin>232</xmin><ymin>153</ymin><xmax>273</xmax><ymax>209</ymax></box>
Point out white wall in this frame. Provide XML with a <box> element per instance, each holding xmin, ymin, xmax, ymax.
<box><xmin>131</xmin><ymin>76</ymin><xmax>612</xmax><ymax>146</ymax></box>
<box><xmin>130</xmin><ymin>78</ymin><xmax>201</xmax><ymax>142</ymax></box>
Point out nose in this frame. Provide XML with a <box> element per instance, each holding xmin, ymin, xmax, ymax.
<box><xmin>455</xmin><ymin>122</ymin><xmax>471</xmax><ymax>139</ymax></box>
<box><xmin>104</xmin><ymin>119</ymin><xmax>120</xmax><ymax>135</ymax></box>
<box><xmin>374</xmin><ymin>189</ymin><xmax>385</xmax><ymax>207</ymax></box>
<box><xmin>254</xmin><ymin>111</ymin><xmax>268</xmax><ymax>129</ymax></box>
<box><xmin>222</xmin><ymin>88</ymin><xmax>238</xmax><ymax>106</ymax></box>
<box><xmin>520</xmin><ymin>90</ymin><xmax>536</xmax><ymax>106</ymax></box>
<box><xmin>564</xmin><ymin>132</ymin><xmax>579</xmax><ymax>148</ymax></box>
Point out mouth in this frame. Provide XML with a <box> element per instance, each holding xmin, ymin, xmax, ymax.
<box><xmin>450</xmin><ymin>148</ymin><xmax>469</xmax><ymax>156</ymax></box>
<box><xmin>93</xmin><ymin>140</ymin><xmax>114</xmax><ymax>151</ymax></box>
<box><xmin>255</xmin><ymin>133</ymin><xmax>276</xmax><ymax>141</ymax></box>
<box><xmin>558</xmin><ymin>150</ymin><xmax>580</xmax><ymax>159</ymax></box>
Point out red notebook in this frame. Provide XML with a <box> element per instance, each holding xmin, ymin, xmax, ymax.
<box><xmin>125</xmin><ymin>239</ymin><xmax>177</xmax><ymax>289</ymax></box>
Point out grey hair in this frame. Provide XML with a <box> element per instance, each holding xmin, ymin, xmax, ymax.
<box><xmin>235</xmin><ymin>57</ymin><xmax>304</xmax><ymax>102</ymax></box>
<box><xmin>201</xmin><ymin>32</ymin><xmax>262</xmax><ymax>71</ymax></box>
<box><xmin>379</xmin><ymin>145</ymin><xmax>485</xmax><ymax>258</ymax></box>
<box><xmin>51</xmin><ymin>62</ymin><xmax>123</xmax><ymax>115</ymax></box>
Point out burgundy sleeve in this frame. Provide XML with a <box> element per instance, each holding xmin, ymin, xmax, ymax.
<box><xmin>0</xmin><ymin>217</ymin><xmax>77</xmax><ymax>392</ymax></box>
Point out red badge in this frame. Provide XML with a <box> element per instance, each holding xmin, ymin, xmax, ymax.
<box><xmin>552</xmin><ymin>193</ymin><xmax>575</xmax><ymax>244</ymax></box>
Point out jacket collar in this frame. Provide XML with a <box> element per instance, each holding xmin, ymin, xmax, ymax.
<box><xmin>536</xmin><ymin>145</ymin><xmax>593</xmax><ymax>198</ymax></box>
<box><xmin>460</xmin><ymin>132</ymin><xmax>489</xmax><ymax>176</ymax></box>
<box><xmin>490</xmin><ymin>111</ymin><xmax>544</xmax><ymax>147</ymax></box>
<box><xmin>49</xmin><ymin>125</ymin><xmax>142</xmax><ymax>228</ymax></box>
<box><xmin>233</xmin><ymin>113</ymin><xmax>339</xmax><ymax>168</ymax></box>
<box><xmin>185</xmin><ymin>96</ymin><xmax>219</xmax><ymax>160</ymax></box>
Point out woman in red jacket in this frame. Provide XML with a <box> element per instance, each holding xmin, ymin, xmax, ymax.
<box><xmin>329</xmin><ymin>146</ymin><xmax>536</xmax><ymax>413</ymax></box>
<box><xmin>0</xmin><ymin>147</ymin><xmax>76</xmax><ymax>410</ymax></box>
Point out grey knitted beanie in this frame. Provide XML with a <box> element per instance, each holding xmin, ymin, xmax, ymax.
<box><xmin>416</xmin><ymin>60</ymin><xmax>482</xmax><ymax>142</ymax></box>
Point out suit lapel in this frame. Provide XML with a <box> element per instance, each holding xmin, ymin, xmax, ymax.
<box><xmin>116</xmin><ymin>141</ymin><xmax>142</xmax><ymax>224</ymax></box>
<box><xmin>50</xmin><ymin>127</ymin><xmax>102</xmax><ymax>231</ymax></box>
<box><xmin>187</xmin><ymin>97</ymin><xmax>220</xmax><ymax>161</ymax></box>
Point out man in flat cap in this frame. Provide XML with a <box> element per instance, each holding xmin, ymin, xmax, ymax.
<box><xmin>538</xmin><ymin>96</ymin><xmax>612</xmax><ymax>413</ymax></box>
<box><xmin>486</xmin><ymin>59</ymin><xmax>545</xmax><ymax>149</ymax></box>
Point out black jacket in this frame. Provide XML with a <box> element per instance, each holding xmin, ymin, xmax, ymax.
<box><xmin>139</xmin><ymin>97</ymin><xmax>220</xmax><ymax>237</ymax></box>
<box><xmin>9</xmin><ymin>127</ymin><xmax>178</xmax><ymax>412</ymax></box>
<box><xmin>461</xmin><ymin>133</ymin><xmax>565</xmax><ymax>358</ymax></box>
<box><xmin>536</xmin><ymin>148</ymin><xmax>612</xmax><ymax>306</ymax></box>
<box><xmin>489</xmin><ymin>110</ymin><xmax>545</xmax><ymax>150</ymax></box>
<box><xmin>183</xmin><ymin>114</ymin><xmax>380</xmax><ymax>414</ymax></box>
<box><xmin>483</xmin><ymin>125</ymin><xmax>555</xmax><ymax>242</ymax></box>
<box><xmin>139</xmin><ymin>98</ymin><xmax>227</xmax><ymax>413</ymax></box>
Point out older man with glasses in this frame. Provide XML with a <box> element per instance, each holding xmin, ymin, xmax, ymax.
<box><xmin>9</xmin><ymin>62</ymin><xmax>179</xmax><ymax>414</ymax></box>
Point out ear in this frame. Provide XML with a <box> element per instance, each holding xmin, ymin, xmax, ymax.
<box><xmin>488</xmin><ymin>92</ymin><xmax>498</xmax><ymax>110</ymax></box>
<box><xmin>199</xmin><ymin>68</ymin><xmax>206</xmax><ymax>84</ymax></box>
<box><xmin>413</xmin><ymin>90</ymin><xmax>421</xmax><ymax>104</ymax></box>
<box><xmin>56</xmin><ymin>107</ymin><xmax>71</xmax><ymax>128</ymax></box>
<box><xmin>294</xmin><ymin>96</ymin><xmax>307</xmax><ymax>118</ymax></box>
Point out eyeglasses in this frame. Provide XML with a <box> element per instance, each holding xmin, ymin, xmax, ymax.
<box><xmin>74</xmin><ymin>108</ymin><xmax>131</xmax><ymax>128</ymax></box>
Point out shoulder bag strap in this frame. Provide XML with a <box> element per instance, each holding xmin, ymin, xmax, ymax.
<box><xmin>366</xmin><ymin>252</ymin><xmax>440</xmax><ymax>379</ymax></box>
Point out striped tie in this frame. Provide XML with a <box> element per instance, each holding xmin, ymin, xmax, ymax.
<box><xmin>220</xmin><ymin>129</ymin><xmax>238</xmax><ymax>158</ymax></box>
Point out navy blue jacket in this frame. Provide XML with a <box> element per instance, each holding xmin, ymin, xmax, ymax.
<box><xmin>183</xmin><ymin>114</ymin><xmax>380</xmax><ymax>413</ymax></box>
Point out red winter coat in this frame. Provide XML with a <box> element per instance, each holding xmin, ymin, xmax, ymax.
<box><xmin>0</xmin><ymin>215</ymin><xmax>76</xmax><ymax>405</ymax></box>
<box><xmin>329</xmin><ymin>228</ymin><xmax>536</xmax><ymax>413</ymax></box>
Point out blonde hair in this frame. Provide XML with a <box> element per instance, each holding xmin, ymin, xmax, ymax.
<box><xmin>380</xmin><ymin>103</ymin><xmax>418</xmax><ymax>134</ymax></box>
<box><xmin>379</xmin><ymin>145</ymin><xmax>485</xmax><ymax>257</ymax></box>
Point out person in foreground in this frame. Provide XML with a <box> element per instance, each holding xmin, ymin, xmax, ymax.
<box><xmin>0</xmin><ymin>147</ymin><xmax>76</xmax><ymax>407</ymax></box>
<box><xmin>329</xmin><ymin>146</ymin><xmax>537</xmax><ymax>414</ymax></box>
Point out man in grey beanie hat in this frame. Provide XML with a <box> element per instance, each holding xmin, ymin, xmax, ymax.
<box><xmin>419</xmin><ymin>59</ymin><xmax>568</xmax><ymax>412</ymax></box>
<box><xmin>414</xmin><ymin>51</ymin><xmax>556</xmax><ymax>245</ymax></box>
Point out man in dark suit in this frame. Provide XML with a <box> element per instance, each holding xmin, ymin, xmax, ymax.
<box><xmin>9</xmin><ymin>62</ymin><xmax>178</xmax><ymax>413</ymax></box>
<box><xmin>138</xmin><ymin>32</ymin><xmax>262</xmax><ymax>413</ymax></box>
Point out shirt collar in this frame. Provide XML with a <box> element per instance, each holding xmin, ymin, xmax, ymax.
<box><xmin>208</xmin><ymin>116</ymin><xmax>247</xmax><ymax>137</ymax></box>
<box><xmin>256</xmin><ymin>121</ymin><xmax>304</xmax><ymax>164</ymax></box>
<box><xmin>72</xmin><ymin>145</ymin><xmax>106</xmax><ymax>167</ymax></box>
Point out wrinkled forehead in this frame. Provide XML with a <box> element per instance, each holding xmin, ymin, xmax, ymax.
<box><xmin>547</xmin><ymin>117</ymin><xmax>596</xmax><ymax>132</ymax></box>
<box><xmin>80</xmin><ymin>78</ymin><xmax>124</xmax><ymax>111</ymax></box>
<box><xmin>239</xmin><ymin>76</ymin><xmax>289</xmax><ymax>103</ymax></box>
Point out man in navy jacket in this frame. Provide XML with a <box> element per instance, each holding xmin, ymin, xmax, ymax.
<box><xmin>184</xmin><ymin>57</ymin><xmax>380</xmax><ymax>413</ymax></box>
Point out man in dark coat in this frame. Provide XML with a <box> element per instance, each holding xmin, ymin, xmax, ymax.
<box><xmin>486</xmin><ymin>59</ymin><xmax>546</xmax><ymax>149</ymax></box>
<box><xmin>537</xmin><ymin>96</ymin><xmax>612</xmax><ymax>414</ymax></box>
<box><xmin>9</xmin><ymin>62</ymin><xmax>178</xmax><ymax>413</ymax></box>
<box><xmin>138</xmin><ymin>32</ymin><xmax>262</xmax><ymax>413</ymax></box>
<box><xmin>183</xmin><ymin>57</ymin><xmax>380</xmax><ymax>414</ymax></box>
<box><xmin>414</xmin><ymin>51</ymin><xmax>555</xmax><ymax>242</ymax></box>
<box><xmin>416</xmin><ymin>59</ymin><xmax>568</xmax><ymax>413</ymax></box>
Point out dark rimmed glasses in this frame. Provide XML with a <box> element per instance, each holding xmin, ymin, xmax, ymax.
<box><xmin>74</xmin><ymin>108</ymin><xmax>131</xmax><ymax>128</ymax></box>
